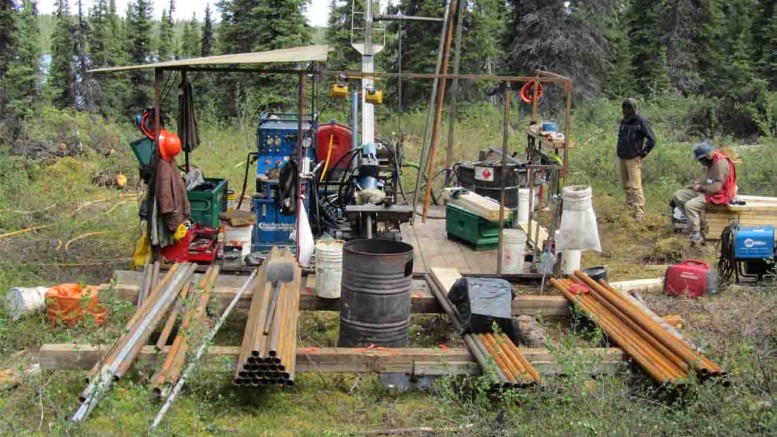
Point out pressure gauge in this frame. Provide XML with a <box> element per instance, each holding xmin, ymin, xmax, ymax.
<box><xmin>274</xmin><ymin>137</ymin><xmax>282</xmax><ymax>147</ymax></box>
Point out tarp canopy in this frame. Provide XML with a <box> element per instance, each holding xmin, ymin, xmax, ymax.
<box><xmin>88</xmin><ymin>45</ymin><xmax>330</xmax><ymax>73</ymax></box>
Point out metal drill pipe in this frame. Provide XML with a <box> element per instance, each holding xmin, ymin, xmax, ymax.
<box><xmin>151</xmin><ymin>269</ymin><xmax>258</xmax><ymax>430</ymax></box>
<box><xmin>480</xmin><ymin>334</ymin><xmax>517</xmax><ymax>383</ymax></box>
<box><xmin>285</xmin><ymin>271</ymin><xmax>301</xmax><ymax>381</ymax></box>
<box><xmin>496</xmin><ymin>333</ymin><xmax>541</xmax><ymax>384</ymax></box>
<box><xmin>564</xmin><ymin>278</ymin><xmax>683</xmax><ymax>380</ymax></box>
<box><xmin>554</xmin><ymin>278</ymin><xmax>673</xmax><ymax>382</ymax></box>
<box><xmin>574</xmin><ymin>272</ymin><xmax>711</xmax><ymax>375</ymax></box>
<box><xmin>483</xmin><ymin>333</ymin><xmax>521</xmax><ymax>384</ymax></box>
<box><xmin>552</xmin><ymin>278</ymin><xmax>672</xmax><ymax>383</ymax></box>
<box><xmin>475</xmin><ymin>334</ymin><xmax>513</xmax><ymax>384</ymax></box>
<box><xmin>166</xmin><ymin>266</ymin><xmax>219</xmax><ymax>386</ymax></box>
<box><xmin>268</xmin><ymin>279</ymin><xmax>286</xmax><ymax>356</ymax></box>
<box><xmin>502</xmin><ymin>334</ymin><xmax>542</xmax><ymax>383</ymax></box>
<box><xmin>73</xmin><ymin>263</ymin><xmax>193</xmax><ymax>423</ymax></box>
<box><xmin>598</xmin><ymin>280</ymin><xmax>725</xmax><ymax>377</ymax></box>
<box><xmin>577</xmin><ymin>276</ymin><xmax>689</xmax><ymax>373</ymax></box>
<box><xmin>237</xmin><ymin>265</ymin><xmax>265</xmax><ymax>375</ymax></box>
<box><xmin>421</xmin><ymin>0</ymin><xmax>458</xmax><ymax>221</ymax></box>
<box><xmin>250</xmin><ymin>280</ymin><xmax>273</xmax><ymax>357</ymax></box>
<box><xmin>468</xmin><ymin>334</ymin><xmax>506</xmax><ymax>385</ymax></box>
<box><xmin>114</xmin><ymin>264</ymin><xmax>198</xmax><ymax>380</ymax></box>
<box><xmin>85</xmin><ymin>264</ymin><xmax>180</xmax><ymax>385</ymax></box>
<box><xmin>155</xmin><ymin>279</ymin><xmax>193</xmax><ymax>350</ymax></box>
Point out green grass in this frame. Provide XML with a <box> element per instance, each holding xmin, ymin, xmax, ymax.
<box><xmin>0</xmin><ymin>102</ymin><xmax>775</xmax><ymax>434</ymax></box>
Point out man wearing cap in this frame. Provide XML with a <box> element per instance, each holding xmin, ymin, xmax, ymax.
<box><xmin>673</xmin><ymin>141</ymin><xmax>737</xmax><ymax>245</ymax></box>
<box><xmin>617</xmin><ymin>98</ymin><xmax>657</xmax><ymax>222</ymax></box>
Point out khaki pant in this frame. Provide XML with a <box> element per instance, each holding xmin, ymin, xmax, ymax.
<box><xmin>620</xmin><ymin>158</ymin><xmax>645</xmax><ymax>218</ymax></box>
<box><xmin>673</xmin><ymin>188</ymin><xmax>706</xmax><ymax>234</ymax></box>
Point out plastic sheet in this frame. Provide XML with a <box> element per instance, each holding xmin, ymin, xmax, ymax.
<box><xmin>447</xmin><ymin>277</ymin><xmax>514</xmax><ymax>334</ymax></box>
<box><xmin>556</xmin><ymin>185</ymin><xmax>601</xmax><ymax>252</ymax></box>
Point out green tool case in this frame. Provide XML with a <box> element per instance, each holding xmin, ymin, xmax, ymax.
<box><xmin>445</xmin><ymin>203</ymin><xmax>513</xmax><ymax>251</ymax></box>
<box><xmin>187</xmin><ymin>178</ymin><xmax>228</xmax><ymax>229</ymax></box>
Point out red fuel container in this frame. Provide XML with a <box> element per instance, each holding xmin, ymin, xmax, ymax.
<box><xmin>663</xmin><ymin>259</ymin><xmax>717</xmax><ymax>298</ymax></box>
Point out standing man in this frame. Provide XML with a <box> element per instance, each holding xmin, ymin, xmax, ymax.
<box><xmin>617</xmin><ymin>98</ymin><xmax>657</xmax><ymax>222</ymax></box>
<box><xmin>673</xmin><ymin>141</ymin><xmax>737</xmax><ymax>245</ymax></box>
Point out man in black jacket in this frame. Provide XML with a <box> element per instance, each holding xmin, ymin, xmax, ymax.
<box><xmin>617</xmin><ymin>98</ymin><xmax>656</xmax><ymax>222</ymax></box>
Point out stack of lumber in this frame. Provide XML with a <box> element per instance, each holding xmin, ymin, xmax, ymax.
<box><xmin>442</xmin><ymin>187</ymin><xmax>512</xmax><ymax>221</ymax></box>
<box><xmin>706</xmin><ymin>195</ymin><xmax>777</xmax><ymax>240</ymax></box>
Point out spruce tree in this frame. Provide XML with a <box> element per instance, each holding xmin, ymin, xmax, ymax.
<box><xmin>217</xmin><ymin>0</ymin><xmax>311</xmax><ymax>113</ymax></box>
<box><xmin>201</xmin><ymin>3</ymin><xmax>214</xmax><ymax>56</ymax></box>
<box><xmin>88</xmin><ymin>0</ymin><xmax>129</xmax><ymax>117</ymax></box>
<box><xmin>75</xmin><ymin>0</ymin><xmax>96</xmax><ymax>111</ymax></box>
<box><xmin>5</xmin><ymin>0</ymin><xmax>40</xmax><ymax>115</ymax></box>
<box><xmin>181</xmin><ymin>14</ymin><xmax>201</xmax><ymax>59</ymax></box>
<box><xmin>126</xmin><ymin>0</ymin><xmax>154</xmax><ymax>110</ymax></box>
<box><xmin>157</xmin><ymin>1</ymin><xmax>176</xmax><ymax>61</ymax></box>
<box><xmin>602</xmin><ymin>1</ymin><xmax>633</xmax><ymax>98</ymax></box>
<box><xmin>325</xmin><ymin>0</ymin><xmax>365</xmax><ymax>72</ymax></box>
<box><xmin>49</xmin><ymin>0</ymin><xmax>77</xmax><ymax>108</ymax></box>
<box><xmin>663</xmin><ymin>0</ymin><xmax>700</xmax><ymax>95</ymax></box>
<box><xmin>459</xmin><ymin>0</ymin><xmax>506</xmax><ymax>98</ymax></box>
<box><xmin>0</xmin><ymin>0</ymin><xmax>15</xmax><ymax>100</ymax></box>
<box><xmin>506</xmin><ymin>1</ymin><xmax>612</xmax><ymax>99</ymax></box>
<box><xmin>626</xmin><ymin>0</ymin><xmax>671</xmax><ymax>96</ymax></box>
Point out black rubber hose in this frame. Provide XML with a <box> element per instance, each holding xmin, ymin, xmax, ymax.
<box><xmin>237</xmin><ymin>152</ymin><xmax>258</xmax><ymax>211</ymax></box>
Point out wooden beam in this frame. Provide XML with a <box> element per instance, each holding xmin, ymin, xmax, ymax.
<box><xmin>38</xmin><ymin>344</ymin><xmax>625</xmax><ymax>376</ymax></box>
<box><xmin>108</xmin><ymin>270</ymin><xmax>571</xmax><ymax>319</ymax></box>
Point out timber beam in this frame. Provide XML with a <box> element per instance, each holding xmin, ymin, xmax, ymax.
<box><xmin>38</xmin><ymin>344</ymin><xmax>624</xmax><ymax>376</ymax></box>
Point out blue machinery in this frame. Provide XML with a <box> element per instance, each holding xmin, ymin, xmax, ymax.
<box><xmin>249</xmin><ymin>112</ymin><xmax>412</xmax><ymax>252</ymax></box>
<box><xmin>719</xmin><ymin>224</ymin><xmax>776</xmax><ymax>284</ymax></box>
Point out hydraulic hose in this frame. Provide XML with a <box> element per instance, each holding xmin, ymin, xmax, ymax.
<box><xmin>237</xmin><ymin>152</ymin><xmax>258</xmax><ymax>211</ymax></box>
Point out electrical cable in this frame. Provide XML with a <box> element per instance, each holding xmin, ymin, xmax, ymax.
<box><xmin>236</xmin><ymin>152</ymin><xmax>258</xmax><ymax>211</ymax></box>
<box><xmin>717</xmin><ymin>221</ymin><xmax>739</xmax><ymax>285</ymax></box>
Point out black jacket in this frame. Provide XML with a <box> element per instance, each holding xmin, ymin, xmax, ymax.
<box><xmin>617</xmin><ymin>116</ymin><xmax>656</xmax><ymax>159</ymax></box>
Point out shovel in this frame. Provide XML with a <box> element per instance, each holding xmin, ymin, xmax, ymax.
<box><xmin>262</xmin><ymin>252</ymin><xmax>297</xmax><ymax>335</ymax></box>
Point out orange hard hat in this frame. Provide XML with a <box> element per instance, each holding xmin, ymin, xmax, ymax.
<box><xmin>158</xmin><ymin>129</ymin><xmax>182</xmax><ymax>162</ymax></box>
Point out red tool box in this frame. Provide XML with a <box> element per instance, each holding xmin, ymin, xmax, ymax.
<box><xmin>161</xmin><ymin>225</ymin><xmax>220</xmax><ymax>264</ymax></box>
<box><xmin>663</xmin><ymin>259</ymin><xmax>717</xmax><ymax>298</ymax></box>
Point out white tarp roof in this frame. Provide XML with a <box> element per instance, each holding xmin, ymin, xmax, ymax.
<box><xmin>88</xmin><ymin>45</ymin><xmax>330</xmax><ymax>73</ymax></box>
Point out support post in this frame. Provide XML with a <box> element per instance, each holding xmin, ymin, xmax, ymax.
<box><xmin>421</xmin><ymin>0</ymin><xmax>458</xmax><ymax>221</ymax></box>
<box><xmin>444</xmin><ymin>0</ymin><xmax>466</xmax><ymax>186</ymax></box>
<box><xmin>497</xmin><ymin>84</ymin><xmax>511</xmax><ymax>275</ymax></box>
<box><xmin>296</xmin><ymin>74</ymin><xmax>306</xmax><ymax>262</ymax></box>
<box><xmin>563</xmin><ymin>80</ymin><xmax>573</xmax><ymax>181</ymax></box>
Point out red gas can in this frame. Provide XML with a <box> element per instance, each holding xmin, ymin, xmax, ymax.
<box><xmin>663</xmin><ymin>259</ymin><xmax>717</xmax><ymax>298</ymax></box>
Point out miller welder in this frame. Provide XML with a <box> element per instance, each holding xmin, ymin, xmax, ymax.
<box><xmin>718</xmin><ymin>223</ymin><xmax>776</xmax><ymax>284</ymax></box>
<box><xmin>251</xmin><ymin>113</ymin><xmax>316</xmax><ymax>252</ymax></box>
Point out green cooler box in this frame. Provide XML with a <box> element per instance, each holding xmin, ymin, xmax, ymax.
<box><xmin>187</xmin><ymin>178</ymin><xmax>227</xmax><ymax>229</ymax></box>
<box><xmin>446</xmin><ymin>203</ymin><xmax>513</xmax><ymax>251</ymax></box>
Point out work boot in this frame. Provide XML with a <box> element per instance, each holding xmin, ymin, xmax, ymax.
<box><xmin>634</xmin><ymin>213</ymin><xmax>643</xmax><ymax>223</ymax></box>
<box><xmin>690</xmin><ymin>232</ymin><xmax>704</xmax><ymax>246</ymax></box>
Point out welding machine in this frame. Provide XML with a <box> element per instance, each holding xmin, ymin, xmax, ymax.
<box><xmin>724</xmin><ymin>225</ymin><xmax>776</xmax><ymax>283</ymax></box>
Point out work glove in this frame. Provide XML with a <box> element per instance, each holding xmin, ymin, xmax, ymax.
<box><xmin>173</xmin><ymin>223</ymin><xmax>189</xmax><ymax>242</ymax></box>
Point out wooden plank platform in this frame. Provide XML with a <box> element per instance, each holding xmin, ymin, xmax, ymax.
<box><xmin>109</xmin><ymin>270</ymin><xmax>572</xmax><ymax>319</ymax></box>
<box><xmin>401</xmin><ymin>205</ymin><xmax>502</xmax><ymax>274</ymax></box>
<box><xmin>38</xmin><ymin>344</ymin><xmax>625</xmax><ymax>376</ymax></box>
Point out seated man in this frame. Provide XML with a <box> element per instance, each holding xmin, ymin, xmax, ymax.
<box><xmin>673</xmin><ymin>141</ymin><xmax>737</xmax><ymax>244</ymax></box>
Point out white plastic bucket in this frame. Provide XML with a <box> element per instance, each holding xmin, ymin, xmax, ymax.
<box><xmin>225</xmin><ymin>224</ymin><xmax>253</xmax><ymax>248</ymax></box>
<box><xmin>315</xmin><ymin>240</ymin><xmax>344</xmax><ymax>299</ymax></box>
<box><xmin>516</xmin><ymin>188</ymin><xmax>531</xmax><ymax>223</ymax></box>
<box><xmin>501</xmin><ymin>229</ymin><xmax>528</xmax><ymax>274</ymax></box>
<box><xmin>6</xmin><ymin>286</ymin><xmax>49</xmax><ymax>320</ymax></box>
<box><xmin>560</xmin><ymin>250</ymin><xmax>582</xmax><ymax>274</ymax></box>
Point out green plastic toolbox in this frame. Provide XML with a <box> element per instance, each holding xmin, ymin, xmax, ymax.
<box><xmin>187</xmin><ymin>178</ymin><xmax>228</xmax><ymax>229</ymax></box>
<box><xmin>445</xmin><ymin>203</ymin><xmax>513</xmax><ymax>251</ymax></box>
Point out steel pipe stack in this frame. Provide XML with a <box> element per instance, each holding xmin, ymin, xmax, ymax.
<box><xmin>72</xmin><ymin>263</ymin><xmax>196</xmax><ymax>423</ymax></box>
<box><xmin>234</xmin><ymin>249</ymin><xmax>301</xmax><ymax>387</ymax></box>
<box><xmin>551</xmin><ymin>271</ymin><xmax>726</xmax><ymax>386</ymax></box>
<box><xmin>149</xmin><ymin>265</ymin><xmax>219</xmax><ymax>397</ymax></box>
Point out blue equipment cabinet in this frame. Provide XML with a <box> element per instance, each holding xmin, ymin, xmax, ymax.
<box><xmin>251</xmin><ymin>113</ymin><xmax>316</xmax><ymax>253</ymax></box>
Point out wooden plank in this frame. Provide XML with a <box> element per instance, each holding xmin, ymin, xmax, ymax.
<box><xmin>108</xmin><ymin>271</ymin><xmax>443</xmax><ymax>314</ymax></box>
<box><xmin>517</xmin><ymin>221</ymin><xmax>549</xmax><ymax>250</ymax></box>
<box><xmin>442</xmin><ymin>187</ymin><xmax>512</xmax><ymax>221</ymax></box>
<box><xmin>608</xmin><ymin>277</ymin><xmax>664</xmax><ymax>293</ymax></box>
<box><xmin>430</xmin><ymin>267</ymin><xmax>570</xmax><ymax>318</ymax></box>
<box><xmin>38</xmin><ymin>344</ymin><xmax>625</xmax><ymax>376</ymax></box>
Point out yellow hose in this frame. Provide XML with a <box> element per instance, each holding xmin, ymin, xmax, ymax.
<box><xmin>319</xmin><ymin>128</ymin><xmax>335</xmax><ymax>183</ymax></box>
